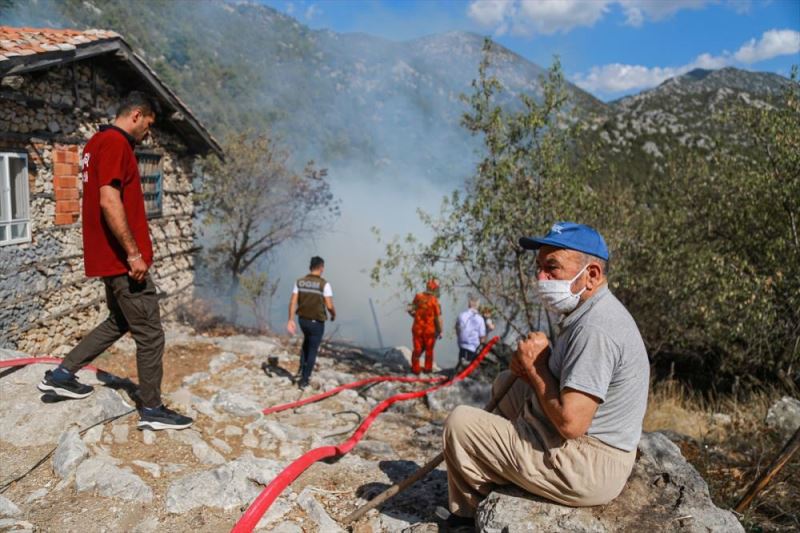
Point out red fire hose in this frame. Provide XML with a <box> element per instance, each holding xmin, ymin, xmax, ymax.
<box><xmin>0</xmin><ymin>357</ymin><xmax>100</xmax><ymax>373</ymax></box>
<box><xmin>231</xmin><ymin>336</ymin><xmax>499</xmax><ymax>533</ymax></box>
<box><xmin>263</xmin><ymin>374</ymin><xmax>447</xmax><ymax>415</ymax></box>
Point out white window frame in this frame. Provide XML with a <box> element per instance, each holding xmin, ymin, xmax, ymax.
<box><xmin>0</xmin><ymin>152</ymin><xmax>31</xmax><ymax>246</ymax></box>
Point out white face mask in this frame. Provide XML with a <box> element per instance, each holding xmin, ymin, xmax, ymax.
<box><xmin>535</xmin><ymin>264</ymin><xmax>589</xmax><ymax>315</ymax></box>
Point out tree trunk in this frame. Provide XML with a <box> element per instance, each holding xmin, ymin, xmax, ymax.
<box><xmin>230</xmin><ymin>271</ymin><xmax>240</xmax><ymax>324</ymax></box>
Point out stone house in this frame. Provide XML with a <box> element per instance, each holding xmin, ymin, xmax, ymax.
<box><xmin>0</xmin><ymin>27</ymin><xmax>222</xmax><ymax>355</ymax></box>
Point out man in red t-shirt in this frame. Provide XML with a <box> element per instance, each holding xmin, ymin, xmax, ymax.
<box><xmin>37</xmin><ymin>92</ymin><xmax>192</xmax><ymax>431</ymax></box>
<box><xmin>407</xmin><ymin>278</ymin><xmax>443</xmax><ymax>374</ymax></box>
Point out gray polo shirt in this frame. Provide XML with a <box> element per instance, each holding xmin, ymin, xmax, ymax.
<box><xmin>548</xmin><ymin>285</ymin><xmax>650</xmax><ymax>451</ymax></box>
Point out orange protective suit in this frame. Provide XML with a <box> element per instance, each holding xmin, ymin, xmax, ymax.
<box><xmin>410</xmin><ymin>291</ymin><xmax>441</xmax><ymax>373</ymax></box>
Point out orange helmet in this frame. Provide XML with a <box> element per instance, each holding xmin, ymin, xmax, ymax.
<box><xmin>426</xmin><ymin>278</ymin><xmax>439</xmax><ymax>291</ymax></box>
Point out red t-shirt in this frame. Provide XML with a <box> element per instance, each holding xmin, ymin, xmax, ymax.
<box><xmin>81</xmin><ymin>125</ymin><xmax>153</xmax><ymax>277</ymax></box>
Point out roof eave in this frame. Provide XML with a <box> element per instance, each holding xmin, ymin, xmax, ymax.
<box><xmin>1</xmin><ymin>37</ymin><xmax>224</xmax><ymax>159</ymax></box>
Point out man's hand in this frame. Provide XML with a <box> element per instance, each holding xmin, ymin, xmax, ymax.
<box><xmin>127</xmin><ymin>256</ymin><xmax>148</xmax><ymax>282</ymax></box>
<box><xmin>511</xmin><ymin>332</ymin><xmax>550</xmax><ymax>381</ymax></box>
<box><xmin>287</xmin><ymin>320</ymin><xmax>297</xmax><ymax>336</ymax></box>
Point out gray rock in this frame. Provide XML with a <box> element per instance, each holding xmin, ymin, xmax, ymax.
<box><xmin>211</xmin><ymin>437</ymin><xmax>233</xmax><ymax>454</ymax></box>
<box><xmin>0</xmin><ymin>369</ymin><xmax>132</xmax><ymax>448</ymax></box>
<box><xmin>297</xmin><ymin>488</ymin><xmax>345</xmax><ymax>533</ymax></box>
<box><xmin>373</xmin><ymin>512</ymin><xmax>420</xmax><ymax>532</ymax></box>
<box><xmin>212</xmin><ymin>336</ymin><xmax>282</xmax><ymax>356</ymax></box>
<box><xmin>82</xmin><ymin>425</ymin><xmax>104</xmax><ymax>444</ymax></box>
<box><xmin>182</xmin><ymin>371</ymin><xmax>211</xmax><ymax>386</ymax></box>
<box><xmin>356</xmin><ymin>439</ymin><xmax>396</xmax><ymax>458</ymax></box>
<box><xmin>426</xmin><ymin>378</ymin><xmax>491</xmax><ymax>413</ymax></box>
<box><xmin>75</xmin><ymin>457</ymin><xmax>153</xmax><ymax>503</ymax></box>
<box><xmin>242</xmin><ymin>431</ymin><xmax>259</xmax><ymax>448</ymax></box>
<box><xmin>168</xmin><ymin>429</ymin><xmax>225</xmax><ymax>465</ymax></box>
<box><xmin>250</xmin><ymin>419</ymin><xmax>309</xmax><ymax>442</ymax></box>
<box><xmin>165</xmin><ymin>453</ymin><xmax>284</xmax><ymax>514</ymax></box>
<box><xmin>132</xmin><ymin>460</ymin><xmax>161</xmax><ymax>478</ymax></box>
<box><xmin>191</xmin><ymin>396</ymin><xmax>219</xmax><ymax>418</ymax></box>
<box><xmin>265</xmin><ymin>523</ymin><xmax>303</xmax><ymax>533</ymax></box>
<box><xmin>52</xmin><ymin>426</ymin><xmax>89</xmax><ymax>478</ymax></box>
<box><xmin>255</xmin><ymin>498</ymin><xmax>292</xmax><ymax>530</ymax></box>
<box><xmin>765</xmin><ymin>396</ymin><xmax>800</xmax><ymax>438</ymax></box>
<box><xmin>142</xmin><ymin>430</ymin><xmax>156</xmax><ymax>445</ymax></box>
<box><xmin>475</xmin><ymin>432</ymin><xmax>743</xmax><ymax>533</ymax></box>
<box><xmin>131</xmin><ymin>515</ymin><xmax>160</xmax><ymax>533</ymax></box>
<box><xmin>224</xmin><ymin>425</ymin><xmax>243</xmax><ymax>437</ymax></box>
<box><xmin>24</xmin><ymin>488</ymin><xmax>48</xmax><ymax>503</ymax></box>
<box><xmin>313</xmin><ymin>369</ymin><xmax>357</xmax><ymax>386</ymax></box>
<box><xmin>163</xmin><ymin>463</ymin><xmax>186</xmax><ymax>474</ymax></box>
<box><xmin>111</xmin><ymin>423</ymin><xmax>129</xmax><ymax>443</ymax></box>
<box><xmin>212</xmin><ymin>390</ymin><xmax>262</xmax><ymax>417</ymax></box>
<box><xmin>0</xmin><ymin>518</ymin><xmax>34</xmax><ymax>532</ymax></box>
<box><xmin>0</xmin><ymin>495</ymin><xmax>21</xmax><ymax>517</ymax></box>
<box><xmin>210</xmin><ymin>351</ymin><xmax>238</xmax><ymax>373</ymax></box>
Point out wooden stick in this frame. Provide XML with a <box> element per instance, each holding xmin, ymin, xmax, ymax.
<box><xmin>734</xmin><ymin>426</ymin><xmax>800</xmax><ymax>514</ymax></box>
<box><xmin>344</xmin><ymin>375</ymin><xmax>519</xmax><ymax>524</ymax></box>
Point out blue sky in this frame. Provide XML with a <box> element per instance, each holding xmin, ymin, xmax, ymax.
<box><xmin>259</xmin><ymin>0</ymin><xmax>800</xmax><ymax>100</ymax></box>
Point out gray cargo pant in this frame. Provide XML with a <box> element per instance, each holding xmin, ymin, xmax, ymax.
<box><xmin>62</xmin><ymin>273</ymin><xmax>164</xmax><ymax>408</ymax></box>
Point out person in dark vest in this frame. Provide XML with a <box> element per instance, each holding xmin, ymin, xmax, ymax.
<box><xmin>286</xmin><ymin>256</ymin><xmax>336</xmax><ymax>388</ymax></box>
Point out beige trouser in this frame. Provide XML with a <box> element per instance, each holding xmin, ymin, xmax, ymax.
<box><xmin>442</xmin><ymin>370</ymin><xmax>636</xmax><ymax>517</ymax></box>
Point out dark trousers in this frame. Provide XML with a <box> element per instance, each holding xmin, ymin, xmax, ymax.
<box><xmin>298</xmin><ymin>317</ymin><xmax>324</xmax><ymax>382</ymax></box>
<box><xmin>458</xmin><ymin>347</ymin><xmax>477</xmax><ymax>364</ymax></box>
<box><xmin>62</xmin><ymin>274</ymin><xmax>164</xmax><ymax>408</ymax></box>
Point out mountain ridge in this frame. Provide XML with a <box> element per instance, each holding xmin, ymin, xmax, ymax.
<box><xmin>0</xmin><ymin>0</ymin><xmax>792</xmax><ymax>185</ymax></box>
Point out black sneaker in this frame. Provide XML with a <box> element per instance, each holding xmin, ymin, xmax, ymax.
<box><xmin>137</xmin><ymin>405</ymin><xmax>193</xmax><ymax>431</ymax></box>
<box><xmin>435</xmin><ymin>506</ymin><xmax>474</xmax><ymax>532</ymax></box>
<box><xmin>38</xmin><ymin>370</ymin><xmax>94</xmax><ymax>399</ymax></box>
<box><xmin>298</xmin><ymin>379</ymin><xmax>309</xmax><ymax>390</ymax></box>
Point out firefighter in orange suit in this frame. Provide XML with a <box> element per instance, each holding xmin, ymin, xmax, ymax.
<box><xmin>407</xmin><ymin>278</ymin><xmax>443</xmax><ymax>374</ymax></box>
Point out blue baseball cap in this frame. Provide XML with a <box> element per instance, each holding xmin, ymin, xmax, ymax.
<box><xmin>519</xmin><ymin>222</ymin><xmax>609</xmax><ymax>261</ymax></box>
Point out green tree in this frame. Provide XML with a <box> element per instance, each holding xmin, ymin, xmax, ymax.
<box><xmin>372</xmin><ymin>39</ymin><xmax>603</xmax><ymax>338</ymax></box>
<box><xmin>198</xmin><ymin>131</ymin><xmax>339</xmax><ymax>321</ymax></box>
<box><xmin>613</xmin><ymin>70</ymin><xmax>800</xmax><ymax>387</ymax></box>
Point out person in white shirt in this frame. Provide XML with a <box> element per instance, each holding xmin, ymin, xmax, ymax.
<box><xmin>455</xmin><ymin>296</ymin><xmax>487</xmax><ymax>365</ymax></box>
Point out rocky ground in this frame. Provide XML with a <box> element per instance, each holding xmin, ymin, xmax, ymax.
<box><xmin>0</xmin><ymin>325</ymin><xmax>780</xmax><ymax>532</ymax></box>
<box><xmin>0</xmin><ymin>325</ymin><xmax>477</xmax><ymax>532</ymax></box>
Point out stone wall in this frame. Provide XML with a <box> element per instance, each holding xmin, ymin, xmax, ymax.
<box><xmin>0</xmin><ymin>61</ymin><xmax>199</xmax><ymax>355</ymax></box>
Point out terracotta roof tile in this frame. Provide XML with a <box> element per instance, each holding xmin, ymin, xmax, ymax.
<box><xmin>0</xmin><ymin>26</ymin><xmax>119</xmax><ymax>57</ymax></box>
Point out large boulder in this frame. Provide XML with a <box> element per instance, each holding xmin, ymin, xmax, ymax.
<box><xmin>75</xmin><ymin>456</ymin><xmax>153</xmax><ymax>503</ymax></box>
<box><xmin>765</xmin><ymin>396</ymin><xmax>800</xmax><ymax>439</ymax></box>
<box><xmin>426</xmin><ymin>378</ymin><xmax>491</xmax><ymax>413</ymax></box>
<box><xmin>52</xmin><ymin>426</ymin><xmax>89</xmax><ymax>478</ymax></box>
<box><xmin>475</xmin><ymin>432</ymin><xmax>743</xmax><ymax>533</ymax></box>
<box><xmin>165</xmin><ymin>453</ymin><xmax>285</xmax><ymax>514</ymax></box>
<box><xmin>0</xmin><ymin>363</ymin><xmax>132</xmax><ymax>450</ymax></box>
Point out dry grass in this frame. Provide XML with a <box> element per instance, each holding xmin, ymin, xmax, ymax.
<box><xmin>644</xmin><ymin>380</ymin><xmax>800</xmax><ymax>532</ymax></box>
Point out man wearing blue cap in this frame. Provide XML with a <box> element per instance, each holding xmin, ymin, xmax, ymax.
<box><xmin>441</xmin><ymin>222</ymin><xmax>649</xmax><ymax>528</ymax></box>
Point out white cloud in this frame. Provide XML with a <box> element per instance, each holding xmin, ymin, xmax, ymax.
<box><xmin>286</xmin><ymin>2</ymin><xmax>294</xmax><ymax>15</ymax></box>
<box><xmin>573</xmin><ymin>28</ymin><xmax>798</xmax><ymax>96</ymax></box>
<box><xmin>468</xmin><ymin>0</ymin><xmax>610</xmax><ymax>35</ymax></box>
<box><xmin>467</xmin><ymin>0</ymin><xmax>514</xmax><ymax>27</ymax></box>
<box><xmin>516</xmin><ymin>0</ymin><xmax>609</xmax><ymax>35</ymax></box>
<box><xmin>305</xmin><ymin>4</ymin><xmax>320</xmax><ymax>21</ymax></box>
<box><xmin>466</xmin><ymin>0</ymin><xmax>718</xmax><ymax>35</ymax></box>
<box><xmin>733</xmin><ymin>29</ymin><xmax>800</xmax><ymax>63</ymax></box>
<box><xmin>619</xmin><ymin>0</ymin><xmax>712</xmax><ymax>27</ymax></box>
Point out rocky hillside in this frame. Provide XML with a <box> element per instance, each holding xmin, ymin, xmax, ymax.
<box><xmin>591</xmin><ymin>67</ymin><xmax>794</xmax><ymax>184</ymax></box>
<box><xmin>2</xmin><ymin>1</ymin><xmax>791</xmax><ymax>187</ymax></box>
<box><xmin>0</xmin><ymin>0</ymin><xmax>607</xmax><ymax>183</ymax></box>
<box><xmin>0</xmin><ymin>326</ymin><xmax>749</xmax><ymax>532</ymax></box>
